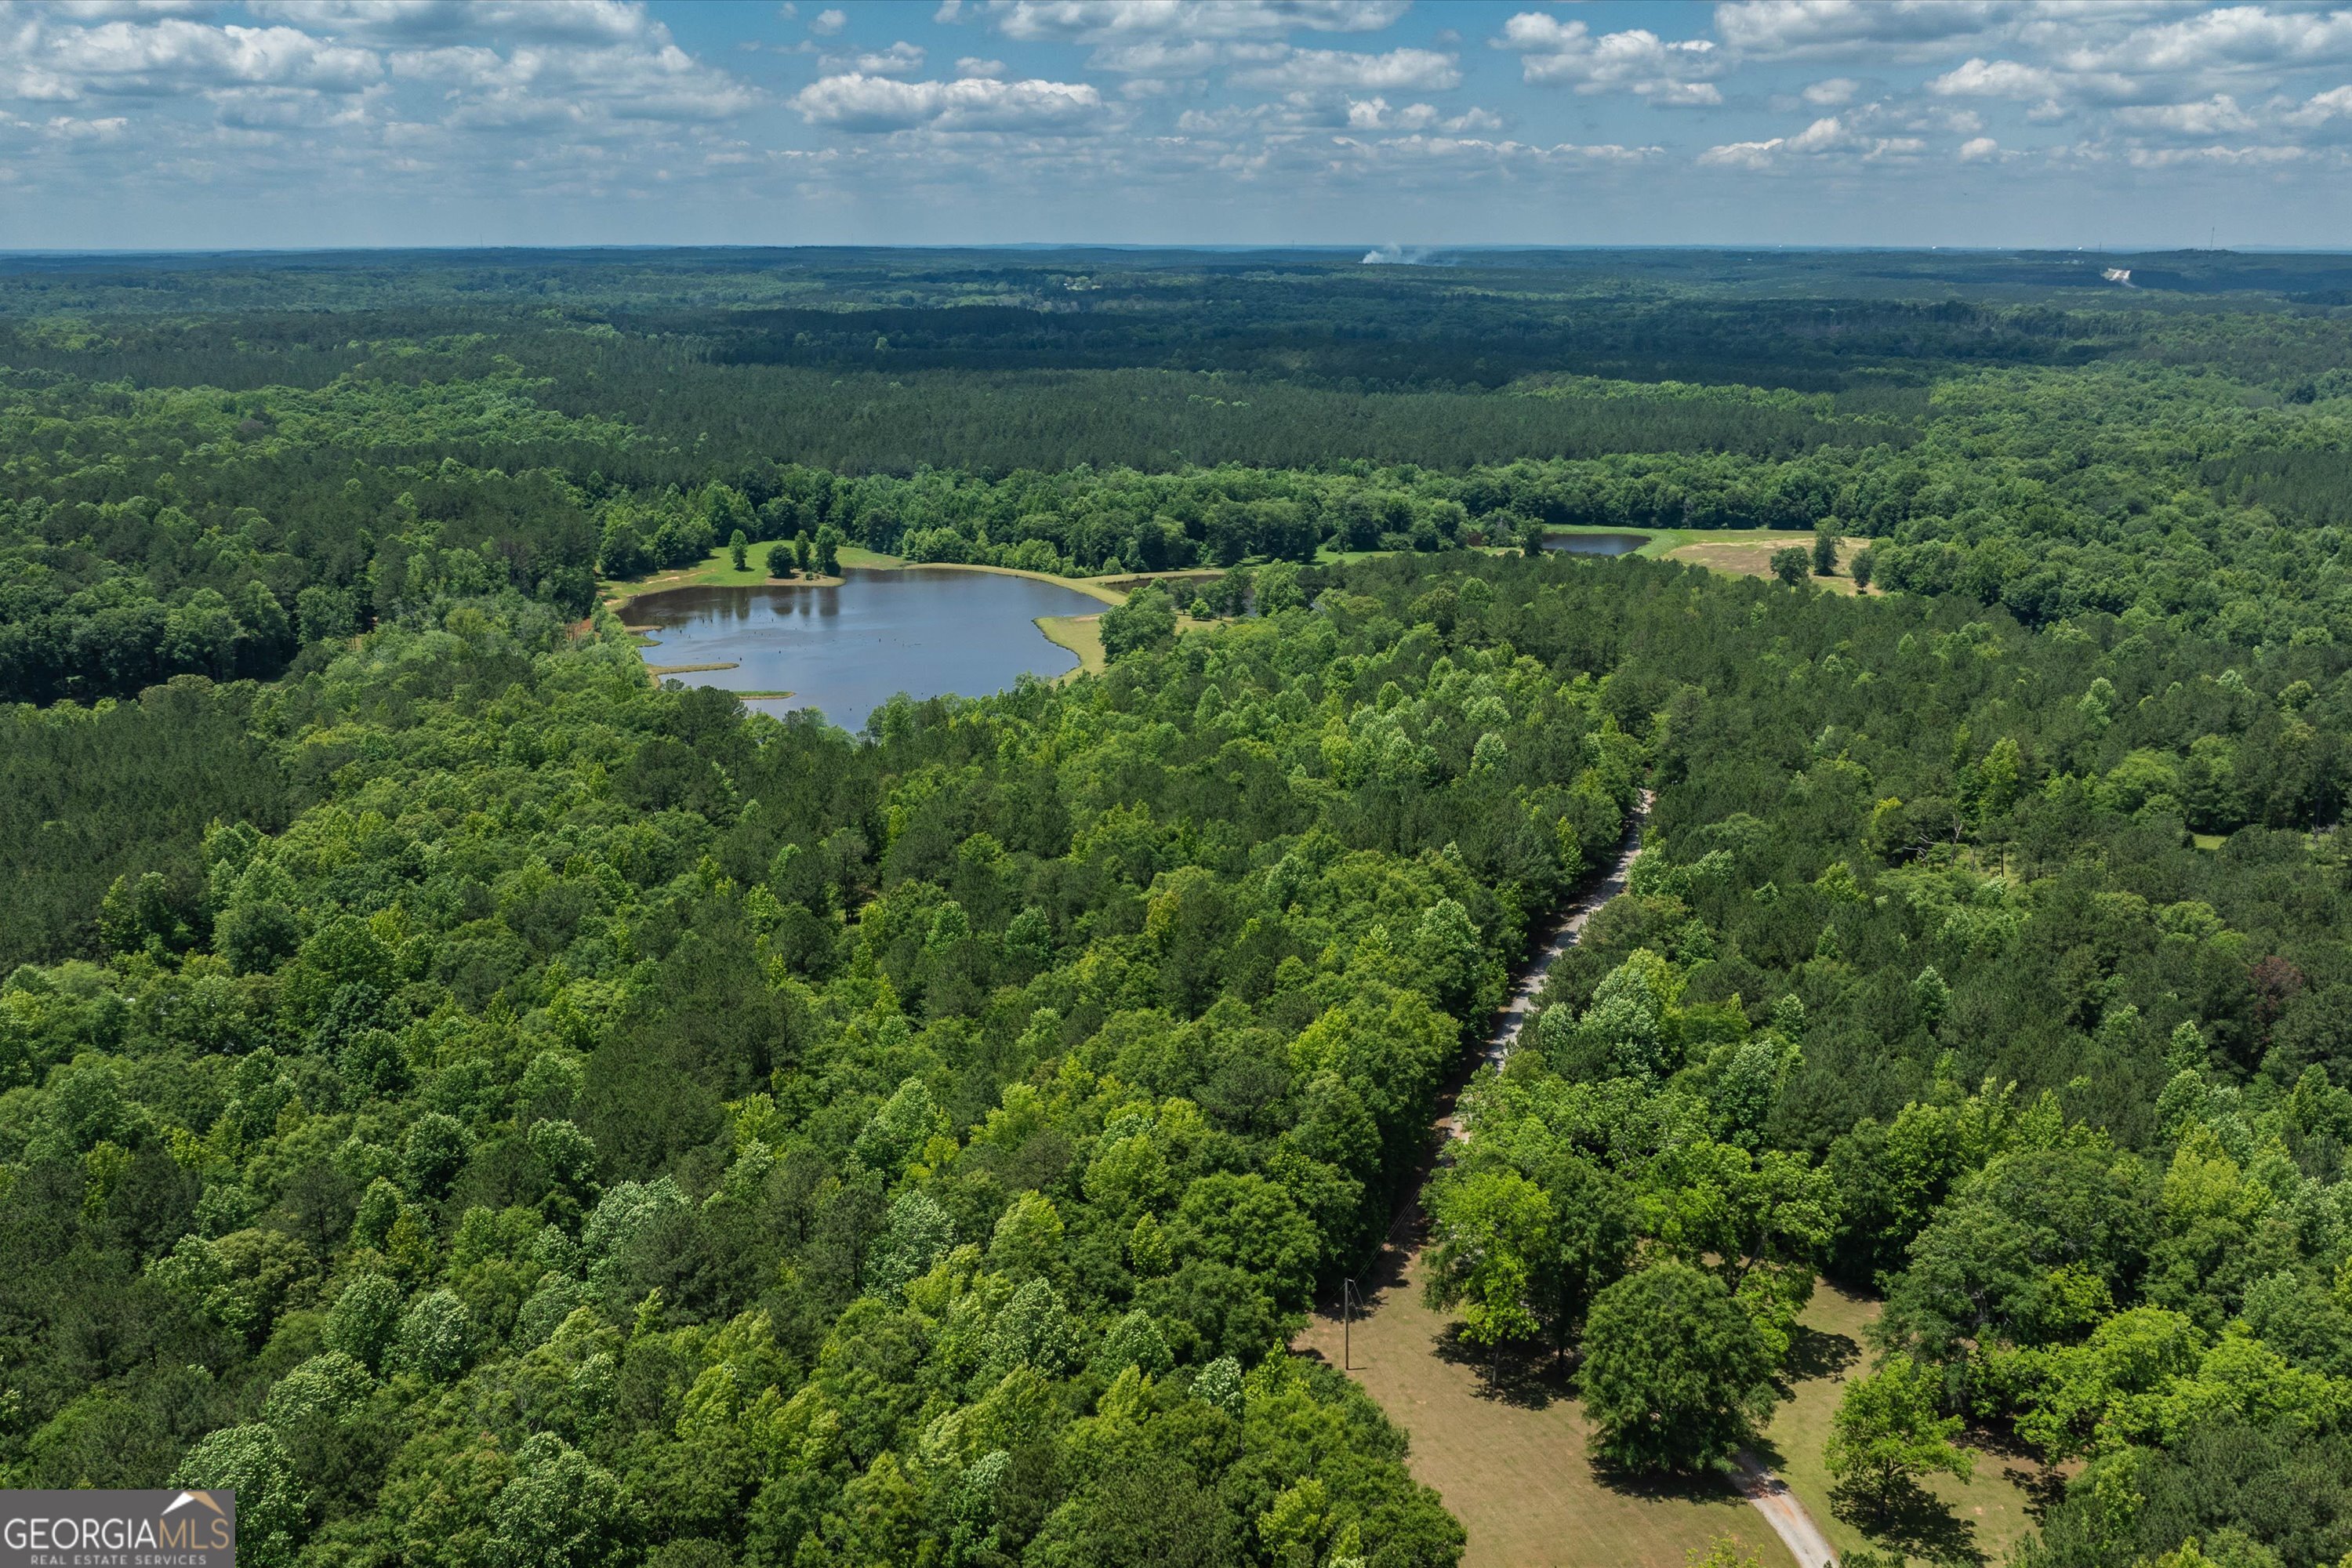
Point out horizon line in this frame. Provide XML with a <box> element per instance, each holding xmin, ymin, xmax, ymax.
<box><xmin>0</xmin><ymin>242</ymin><xmax>2342</xmax><ymax>260</ymax></box>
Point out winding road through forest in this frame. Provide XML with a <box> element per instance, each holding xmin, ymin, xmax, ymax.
<box><xmin>1477</xmin><ymin>793</ymin><xmax>1838</xmax><ymax>1564</ymax></box>
<box><xmin>1337</xmin><ymin>787</ymin><xmax>1841</xmax><ymax>1568</ymax></box>
<box><xmin>1482</xmin><ymin>789</ymin><xmax>1654</xmax><ymax>1065</ymax></box>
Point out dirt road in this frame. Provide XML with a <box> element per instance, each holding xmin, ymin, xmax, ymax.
<box><xmin>1314</xmin><ymin>786</ymin><xmax>1845</xmax><ymax>1566</ymax></box>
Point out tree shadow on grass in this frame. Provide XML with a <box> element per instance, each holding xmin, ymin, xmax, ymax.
<box><xmin>1831</xmin><ymin>1477</ymin><xmax>1987</xmax><ymax>1568</ymax></box>
<box><xmin>1584</xmin><ymin>1455</ymin><xmax>1754</xmax><ymax>1509</ymax></box>
<box><xmin>1785</xmin><ymin>1323</ymin><xmax>1862</xmax><ymax>1383</ymax></box>
<box><xmin>1956</xmin><ymin>1422</ymin><xmax>2071</xmax><ymax>1524</ymax></box>
<box><xmin>1999</xmin><ymin>1461</ymin><xmax>2071</xmax><ymax>1523</ymax></box>
<box><xmin>1427</xmin><ymin>1321</ymin><xmax>1576</xmax><ymax>1410</ymax></box>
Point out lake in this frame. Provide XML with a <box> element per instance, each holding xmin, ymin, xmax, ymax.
<box><xmin>625</xmin><ymin>567</ymin><xmax>1112</xmax><ymax>731</ymax></box>
<box><xmin>1539</xmin><ymin>532</ymin><xmax>1649</xmax><ymax>556</ymax></box>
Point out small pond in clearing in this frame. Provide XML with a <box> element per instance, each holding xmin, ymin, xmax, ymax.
<box><xmin>624</xmin><ymin>567</ymin><xmax>1111</xmax><ymax>732</ymax></box>
<box><xmin>1539</xmin><ymin>532</ymin><xmax>1649</xmax><ymax>556</ymax></box>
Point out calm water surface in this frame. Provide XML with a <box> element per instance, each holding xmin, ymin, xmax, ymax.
<box><xmin>1540</xmin><ymin>532</ymin><xmax>1649</xmax><ymax>556</ymax></box>
<box><xmin>627</xmin><ymin>567</ymin><xmax>1111</xmax><ymax>731</ymax></box>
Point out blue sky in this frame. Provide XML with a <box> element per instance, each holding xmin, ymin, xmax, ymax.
<box><xmin>5</xmin><ymin>1</ymin><xmax>2352</xmax><ymax>251</ymax></box>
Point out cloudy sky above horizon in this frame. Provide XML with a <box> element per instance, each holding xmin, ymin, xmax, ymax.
<box><xmin>6</xmin><ymin>0</ymin><xmax>2352</xmax><ymax>251</ymax></box>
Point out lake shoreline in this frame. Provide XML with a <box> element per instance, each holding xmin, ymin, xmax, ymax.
<box><xmin>616</xmin><ymin>566</ymin><xmax>1114</xmax><ymax>731</ymax></box>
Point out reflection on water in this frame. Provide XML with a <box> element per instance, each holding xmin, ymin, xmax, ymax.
<box><xmin>626</xmin><ymin>567</ymin><xmax>1112</xmax><ymax>732</ymax></box>
<box><xmin>1539</xmin><ymin>532</ymin><xmax>1649</xmax><ymax>556</ymax></box>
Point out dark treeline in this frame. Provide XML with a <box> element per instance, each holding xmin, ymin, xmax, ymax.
<box><xmin>0</xmin><ymin>678</ymin><xmax>294</xmax><ymax>968</ymax></box>
<box><xmin>13</xmin><ymin>241</ymin><xmax>2352</xmax><ymax>323</ymax></box>
<box><xmin>3</xmin><ymin>250</ymin><xmax>2351</xmax><ymax>724</ymax></box>
<box><xmin>10</xmin><ymin>293</ymin><xmax>2352</xmax><ymax>704</ymax></box>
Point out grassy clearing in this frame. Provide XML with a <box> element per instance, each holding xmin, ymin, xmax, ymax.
<box><xmin>1659</xmin><ymin>532</ymin><xmax>1877</xmax><ymax>595</ymax></box>
<box><xmin>1760</xmin><ymin>1285</ymin><xmax>2054</xmax><ymax>1568</ymax></box>
<box><xmin>609</xmin><ymin>532</ymin><xmax>1882</xmax><ymax>622</ymax></box>
<box><xmin>646</xmin><ymin>661</ymin><xmax>739</xmax><ymax>677</ymax></box>
<box><xmin>1320</xmin><ymin>527</ymin><xmax>1883</xmax><ymax>598</ymax></box>
<box><xmin>601</xmin><ymin>544</ymin><xmax>1156</xmax><ymax>612</ymax></box>
<box><xmin>601</xmin><ymin>546</ymin><xmax>840</xmax><ymax>610</ymax></box>
<box><xmin>1294</xmin><ymin>1232</ymin><xmax>1794</xmax><ymax>1568</ymax></box>
<box><xmin>1036</xmin><ymin>615</ymin><xmax>1105</xmax><ymax>676</ymax></box>
<box><xmin>1040</xmin><ymin>613</ymin><xmax>1229</xmax><ymax>680</ymax></box>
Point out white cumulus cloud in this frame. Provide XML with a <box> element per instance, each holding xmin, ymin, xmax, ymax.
<box><xmin>1713</xmin><ymin>0</ymin><xmax>2009</xmax><ymax>62</ymax></box>
<box><xmin>1343</xmin><ymin>97</ymin><xmax>1502</xmax><ymax>132</ymax></box>
<box><xmin>826</xmin><ymin>41</ymin><xmax>927</xmax><ymax>77</ymax></box>
<box><xmin>1497</xmin><ymin>15</ymin><xmax>1720</xmax><ymax>103</ymax></box>
<box><xmin>1928</xmin><ymin>56</ymin><xmax>2060</xmax><ymax>100</ymax></box>
<box><xmin>1085</xmin><ymin>38</ymin><xmax>1284</xmax><ymax>75</ymax></box>
<box><xmin>20</xmin><ymin>16</ymin><xmax>383</xmax><ymax>97</ymax></box>
<box><xmin>246</xmin><ymin>2</ymin><xmax>652</xmax><ymax>46</ymax></box>
<box><xmin>1697</xmin><ymin>136</ymin><xmax>1782</xmax><ymax>169</ymax></box>
<box><xmin>792</xmin><ymin>70</ymin><xmax>1105</xmax><ymax>132</ymax></box>
<box><xmin>2112</xmin><ymin>93</ymin><xmax>2255</xmax><ymax>136</ymax></box>
<box><xmin>983</xmin><ymin>0</ymin><xmax>1408</xmax><ymax>43</ymax></box>
<box><xmin>1698</xmin><ymin>109</ymin><xmax>1923</xmax><ymax>168</ymax></box>
<box><xmin>2286</xmin><ymin>83</ymin><xmax>2352</xmax><ymax>126</ymax></box>
<box><xmin>1232</xmin><ymin>46</ymin><xmax>1460</xmax><ymax>93</ymax></box>
<box><xmin>2071</xmin><ymin>5</ymin><xmax>2352</xmax><ymax>76</ymax></box>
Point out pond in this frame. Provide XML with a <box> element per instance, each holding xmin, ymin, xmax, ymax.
<box><xmin>624</xmin><ymin>567</ymin><xmax>1112</xmax><ymax>731</ymax></box>
<box><xmin>1539</xmin><ymin>532</ymin><xmax>1650</xmax><ymax>556</ymax></box>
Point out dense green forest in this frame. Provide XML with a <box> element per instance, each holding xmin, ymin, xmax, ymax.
<box><xmin>5</xmin><ymin>249</ymin><xmax>2352</xmax><ymax>717</ymax></box>
<box><xmin>1425</xmin><ymin>553</ymin><xmax>2352</xmax><ymax>1561</ymax></box>
<box><xmin>2</xmin><ymin>249</ymin><xmax>2351</xmax><ymax>1568</ymax></box>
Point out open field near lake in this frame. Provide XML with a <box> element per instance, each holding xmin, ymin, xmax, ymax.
<box><xmin>601</xmin><ymin>543</ymin><xmax>1149</xmax><ymax>612</ymax></box>
<box><xmin>608</xmin><ymin>532</ymin><xmax>1884</xmax><ymax>628</ymax></box>
<box><xmin>599</xmin><ymin>545</ymin><xmax>845</xmax><ymax>609</ymax></box>
<box><xmin>1036</xmin><ymin>613</ymin><xmax>1105</xmax><ymax>675</ymax></box>
<box><xmin>1661</xmin><ymin>533</ymin><xmax>1876</xmax><ymax>593</ymax></box>
<box><xmin>1534</xmin><ymin>525</ymin><xmax>1878</xmax><ymax>593</ymax></box>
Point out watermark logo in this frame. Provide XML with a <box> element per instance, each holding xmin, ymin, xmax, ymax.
<box><xmin>0</xmin><ymin>1489</ymin><xmax>236</xmax><ymax>1566</ymax></box>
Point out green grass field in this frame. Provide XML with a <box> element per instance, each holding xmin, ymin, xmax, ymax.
<box><xmin>600</xmin><ymin>546</ymin><xmax>842</xmax><ymax>612</ymax></box>
<box><xmin>601</xmin><ymin>544</ymin><xmax>1139</xmax><ymax>612</ymax></box>
<box><xmin>1760</xmin><ymin>1285</ymin><xmax>2054</xmax><ymax>1567</ymax></box>
<box><xmin>1036</xmin><ymin>613</ymin><xmax>1106</xmax><ymax>675</ymax></box>
<box><xmin>1295</xmin><ymin>1236</ymin><xmax>1795</xmax><ymax>1568</ymax></box>
<box><xmin>1661</xmin><ymin>533</ymin><xmax>1877</xmax><ymax>595</ymax></box>
<box><xmin>1301</xmin><ymin>1251</ymin><xmax>2056</xmax><ymax>1568</ymax></box>
<box><xmin>606</xmin><ymin>532</ymin><xmax>1875</xmax><ymax>628</ymax></box>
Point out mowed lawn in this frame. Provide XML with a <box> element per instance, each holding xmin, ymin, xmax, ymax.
<box><xmin>1761</xmin><ymin>1284</ymin><xmax>2056</xmax><ymax>1567</ymax></box>
<box><xmin>1035</xmin><ymin>613</ymin><xmax>1106</xmax><ymax>675</ymax></box>
<box><xmin>1661</xmin><ymin>533</ymin><xmax>1877</xmax><ymax>594</ymax></box>
<box><xmin>1294</xmin><ymin>1233</ymin><xmax>1795</xmax><ymax>1568</ymax></box>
